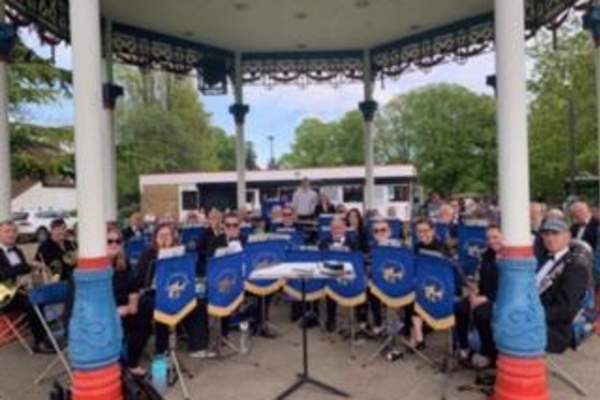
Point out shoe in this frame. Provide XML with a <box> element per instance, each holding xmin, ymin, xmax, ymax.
<box><xmin>406</xmin><ymin>340</ymin><xmax>426</xmax><ymax>354</ymax></box>
<box><xmin>33</xmin><ymin>342</ymin><xmax>56</xmax><ymax>354</ymax></box>
<box><xmin>371</xmin><ymin>326</ymin><xmax>384</xmax><ymax>338</ymax></box>
<box><xmin>189</xmin><ymin>349</ymin><xmax>217</xmax><ymax>359</ymax></box>
<box><xmin>257</xmin><ymin>328</ymin><xmax>277</xmax><ymax>339</ymax></box>
<box><xmin>386</xmin><ymin>349</ymin><xmax>404</xmax><ymax>362</ymax></box>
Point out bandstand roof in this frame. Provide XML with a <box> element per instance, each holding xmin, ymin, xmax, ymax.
<box><xmin>6</xmin><ymin>0</ymin><xmax>586</xmax><ymax>93</ymax></box>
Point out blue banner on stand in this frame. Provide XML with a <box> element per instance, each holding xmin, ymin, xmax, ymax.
<box><xmin>244</xmin><ymin>240</ymin><xmax>287</xmax><ymax>296</ymax></box>
<box><xmin>125</xmin><ymin>237</ymin><xmax>148</xmax><ymax>267</ymax></box>
<box><xmin>207</xmin><ymin>252</ymin><xmax>245</xmax><ymax>317</ymax></box>
<box><xmin>324</xmin><ymin>251</ymin><xmax>367</xmax><ymax>307</ymax></box>
<box><xmin>180</xmin><ymin>227</ymin><xmax>205</xmax><ymax>253</ymax></box>
<box><xmin>154</xmin><ymin>252</ymin><xmax>199</xmax><ymax>326</ymax></box>
<box><xmin>284</xmin><ymin>249</ymin><xmax>327</xmax><ymax>301</ymax></box>
<box><xmin>458</xmin><ymin>224</ymin><xmax>487</xmax><ymax>276</ymax></box>
<box><xmin>369</xmin><ymin>246</ymin><xmax>415</xmax><ymax>308</ymax></box>
<box><xmin>414</xmin><ymin>253</ymin><xmax>456</xmax><ymax>330</ymax></box>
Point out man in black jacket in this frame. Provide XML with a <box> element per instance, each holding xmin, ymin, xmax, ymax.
<box><xmin>538</xmin><ymin>218</ymin><xmax>592</xmax><ymax>354</ymax></box>
<box><xmin>0</xmin><ymin>220</ymin><xmax>52</xmax><ymax>353</ymax></box>
<box><xmin>318</xmin><ymin>216</ymin><xmax>360</xmax><ymax>332</ymax></box>
<box><xmin>569</xmin><ymin>201</ymin><xmax>598</xmax><ymax>251</ymax></box>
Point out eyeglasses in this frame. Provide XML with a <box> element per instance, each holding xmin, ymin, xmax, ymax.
<box><xmin>107</xmin><ymin>238</ymin><xmax>123</xmax><ymax>245</ymax></box>
<box><xmin>282</xmin><ymin>213</ymin><xmax>293</xmax><ymax>217</ymax></box>
<box><xmin>225</xmin><ymin>223</ymin><xmax>239</xmax><ymax>228</ymax></box>
<box><xmin>373</xmin><ymin>228</ymin><xmax>389</xmax><ymax>234</ymax></box>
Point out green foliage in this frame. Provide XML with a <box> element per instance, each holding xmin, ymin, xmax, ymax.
<box><xmin>10</xmin><ymin>123</ymin><xmax>73</xmax><ymax>181</ymax></box>
<box><xmin>280</xmin><ymin>110</ymin><xmax>364</xmax><ymax>167</ymax></box>
<box><xmin>377</xmin><ymin>84</ymin><xmax>497</xmax><ymax>195</ymax></box>
<box><xmin>9</xmin><ymin>39</ymin><xmax>73</xmax><ymax>181</ymax></box>
<box><xmin>115</xmin><ymin>67</ymin><xmax>258</xmax><ymax>209</ymax></box>
<box><xmin>528</xmin><ymin>23</ymin><xmax>597</xmax><ymax>203</ymax></box>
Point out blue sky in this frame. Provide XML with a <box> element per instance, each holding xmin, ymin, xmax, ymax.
<box><xmin>20</xmin><ymin>33</ymin><xmax>495</xmax><ymax>168</ymax></box>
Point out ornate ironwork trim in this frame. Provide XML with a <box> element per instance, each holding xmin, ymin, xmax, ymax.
<box><xmin>4</xmin><ymin>0</ymin><xmax>584</xmax><ymax>89</ymax></box>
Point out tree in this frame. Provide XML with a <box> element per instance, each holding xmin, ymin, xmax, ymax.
<box><xmin>375</xmin><ymin>84</ymin><xmax>497</xmax><ymax>195</ymax></box>
<box><xmin>211</xmin><ymin>126</ymin><xmax>259</xmax><ymax>171</ymax></box>
<box><xmin>9</xmin><ymin>39</ymin><xmax>73</xmax><ymax>180</ymax></box>
<box><xmin>280</xmin><ymin>110</ymin><xmax>364</xmax><ymax>168</ymax></box>
<box><xmin>528</xmin><ymin>22</ymin><xmax>596</xmax><ymax>203</ymax></box>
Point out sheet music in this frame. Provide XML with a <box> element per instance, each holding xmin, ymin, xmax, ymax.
<box><xmin>249</xmin><ymin>261</ymin><xmax>355</xmax><ymax>280</ymax></box>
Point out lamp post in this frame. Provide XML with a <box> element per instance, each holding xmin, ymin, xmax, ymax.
<box><xmin>268</xmin><ymin>135</ymin><xmax>276</xmax><ymax>169</ymax></box>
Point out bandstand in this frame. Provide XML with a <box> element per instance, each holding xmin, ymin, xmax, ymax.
<box><xmin>0</xmin><ymin>1</ymin><xmax>599</xmax><ymax>399</ymax></box>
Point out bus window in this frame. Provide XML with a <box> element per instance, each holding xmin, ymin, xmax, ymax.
<box><xmin>388</xmin><ymin>184</ymin><xmax>410</xmax><ymax>202</ymax></box>
<box><xmin>343</xmin><ymin>185</ymin><xmax>364</xmax><ymax>203</ymax></box>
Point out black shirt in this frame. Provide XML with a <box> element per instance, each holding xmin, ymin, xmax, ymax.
<box><xmin>0</xmin><ymin>246</ymin><xmax>30</xmax><ymax>282</ymax></box>
<box><xmin>35</xmin><ymin>239</ymin><xmax>77</xmax><ymax>281</ymax></box>
<box><xmin>477</xmin><ymin>248</ymin><xmax>499</xmax><ymax>302</ymax></box>
<box><xmin>112</xmin><ymin>260</ymin><xmax>138</xmax><ymax>307</ymax></box>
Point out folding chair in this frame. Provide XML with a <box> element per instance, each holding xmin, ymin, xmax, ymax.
<box><xmin>28</xmin><ymin>282</ymin><xmax>73</xmax><ymax>384</ymax></box>
<box><xmin>0</xmin><ymin>305</ymin><xmax>33</xmax><ymax>354</ymax></box>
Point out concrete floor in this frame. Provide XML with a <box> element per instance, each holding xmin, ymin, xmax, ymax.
<box><xmin>1</xmin><ymin>302</ymin><xmax>600</xmax><ymax>400</ymax></box>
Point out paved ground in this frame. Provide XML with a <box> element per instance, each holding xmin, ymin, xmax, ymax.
<box><xmin>1</xmin><ymin>301</ymin><xmax>600</xmax><ymax>400</ymax></box>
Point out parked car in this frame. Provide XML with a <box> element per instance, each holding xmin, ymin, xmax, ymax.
<box><xmin>12</xmin><ymin>209</ymin><xmax>78</xmax><ymax>242</ymax></box>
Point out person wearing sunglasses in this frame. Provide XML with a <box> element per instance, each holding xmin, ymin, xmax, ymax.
<box><xmin>356</xmin><ymin>219</ymin><xmax>400</xmax><ymax>340</ymax></box>
<box><xmin>107</xmin><ymin>224</ymin><xmax>151</xmax><ymax>376</ymax></box>
<box><xmin>406</xmin><ymin>218</ymin><xmax>453</xmax><ymax>351</ymax></box>
<box><xmin>137</xmin><ymin>223</ymin><xmax>214</xmax><ymax>359</ymax></box>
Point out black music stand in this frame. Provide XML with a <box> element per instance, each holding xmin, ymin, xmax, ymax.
<box><xmin>275</xmin><ymin>277</ymin><xmax>349</xmax><ymax>400</ymax></box>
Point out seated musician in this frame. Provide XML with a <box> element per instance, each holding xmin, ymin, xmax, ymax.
<box><xmin>315</xmin><ymin>194</ymin><xmax>335</xmax><ymax>217</ymax></box>
<box><xmin>346</xmin><ymin>208</ymin><xmax>369</xmax><ymax>253</ymax></box>
<box><xmin>273</xmin><ymin>206</ymin><xmax>301</xmax><ymax>233</ymax></box>
<box><xmin>137</xmin><ymin>222</ymin><xmax>214</xmax><ymax>359</ymax></box>
<box><xmin>123</xmin><ymin>212</ymin><xmax>147</xmax><ymax>241</ymax></box>
<box><xmin>455</xmin><ymin>224</ymin><xmax>501</xmax><ymax>368</ymax></box>
<box><xmin>35</xmin><ymin>218</ymin><xmax>77</xmax><ymax>328</ymax></box>
<box><xmin>318</xmin><ymin>216</ymin><xmax>360</xmax><ymax>333</ymax></box>
<box><xmin>106</xmin><ymin>224</ymin><xmax>151</xmax><ymax>376</ymax></box>
<box><xmin>537</xmin><ymin>218</ymin><xmax>592</xmax><ymax>354</ymax></box>
<box><xmin>0</xmin><ymin>219</ymin><xmax>52</xmax><ymax>353</ymax></box>
<box><xmin>357</xmin><ymin>219</ymin><xmax>400</xmax><ymax>340</ymax></box>
<box><xmin>408</xmin><ymin>218</ymin><xmax>452</xmax><ymax>350</ymax></box>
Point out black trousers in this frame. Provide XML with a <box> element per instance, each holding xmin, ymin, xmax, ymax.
<box><xmin>4</xmin><ymin>292</ymin><xmax>47</xmax><ymax>345</ymax></box>
<box><xmin>290</xmin><ymin>301</ymin><xmax>320</xmax><ymax>322</ymax></box>
<box><xmin>355</xmin><ymin>292</ymin><xmax>383</xmax><ymax>327</ymax></box>
<box><xmin>121</xmin><ymin>298</ymin><xmax>153</xmax><ymax>368</ymax></box>
<box><xmin>454</xmin><ymin>299</ymin><xmax>496</xmax><ymax>360</ymax></box>
<box><xmin>142</xmin><ymin>293</ymin><xmax>209</xmax><ymax>354</ymax></box>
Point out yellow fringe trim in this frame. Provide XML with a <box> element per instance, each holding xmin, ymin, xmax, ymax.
<box><xmin>154</xmin><ymin>300</ymin><xmax>198</xmax><ymax>327</ymax></box>
<box><xmin>244</xmin><ymin>279</ymin><xmax>284</xmax><ymax>296</ymax></box>
<box><xmin>368</xmin><ymin>282</ymin><xmax>415</xmax><ymax>309</ymax></box>
<box><xmin>414</xmin><ymin>303</ymin><xmax>455</xmax><ymax>331</ymax></box>
<box><xmin>325</xmin><ymin>287</ymin><xmax>366</xmax><ymax>307</ymax></box>
<box><xmin>208</xmin><ymin>292</ymin><xmax>245</xmax><ymax>318</ymax></box>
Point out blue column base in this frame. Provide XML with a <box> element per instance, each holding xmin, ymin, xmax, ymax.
<box><xmin>493</xmin><ymin>255</ymin><xmax>547</xmax><ymax>358</ymax></box>
<box><xmin>69</xmin><ymin>267</ymin><xmax>123</xmax><ymax>371</ymax></box>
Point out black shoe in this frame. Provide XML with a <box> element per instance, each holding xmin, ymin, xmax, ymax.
<box><xmin>386</xmin><ymin>349</ymin><xmax>404</xmax><ymax>362</ymax></box>
<box><xmin>406</xmin><ymin>341</ymin><xmax>426</xmax><ymax>354</ymax></box>
<box><xmin>33</xmin><ymin>342</ymin><xmax>56</xmax><ymax>354</ymax></box>
<box><xmin>257</xmin><ymin>327</ymin><xmax>277</xmax><ymax>339</ymax></box>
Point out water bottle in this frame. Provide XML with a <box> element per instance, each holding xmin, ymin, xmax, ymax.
<box><xmin>151</xmin><ymin>355</ymin><xmax>169</xmax><ymax>395</ymax></box>
<box><xmin>239</xmin><ymin>321</ymin><xmax>250</xmax><ymax>354</ymax></box>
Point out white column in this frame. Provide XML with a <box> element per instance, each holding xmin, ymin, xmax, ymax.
<box><xmin>70</xmin><ymin>0</ymin><xmax>107</xmax><ymax>257</ymax></box>
<box><xmin>494</xmin><ymin>0</ymin><xmax>531</xmax><ymax>246</ymax></box>
<box><xmin>362</xmin><ymin>49</ymin><xmax>375</xmax><ymax>212</ymax></box>
<box><xmin>234</xmin><ymin>52</ymin><xmax>246</xmax><ymax>211</ymax></box>
<box><xmin>0</xmin><ymin>3</ymin><xmax>11</xmax><ymax>221</ymax></box>
<box><xmin>101</xmin><ymin>19</ymin><xmax>118</xmax><ymax>222</ymax></box>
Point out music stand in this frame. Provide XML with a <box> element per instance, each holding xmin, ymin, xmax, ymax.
<box><xmin>251</xmin><ymin>261</ymin><xmax>352</xmax><ymax>400</ymax></box>
<box><xmin>154</xmin><ymin>248</ymin><xmax>199</xmax><ymax>400</ymax></box>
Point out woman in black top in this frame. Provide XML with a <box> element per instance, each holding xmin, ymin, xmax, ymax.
<box><xmin>407</xmin><ymin>218</ymin><xmax>452</xmax><ymax>350</ymax></box>
<box><xmin>107</xmin><ymin>224</ymin><xmax>151</xmax><ymax>376</ymax></box>
<box><xmin>137</xmin><ymin>223</ymin><xmax>213</xmax><ymax>359</ymax></box>
<box><xmin>345</xmin><ymin>208</ymin><xmax>369</xmax><ymax>253</ymax></box>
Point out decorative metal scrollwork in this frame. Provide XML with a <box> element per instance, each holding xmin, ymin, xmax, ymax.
<box><xmin>3</xmin><ymin>0</ymin><xmax>585</xmax><ymax>89</ymax></box>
